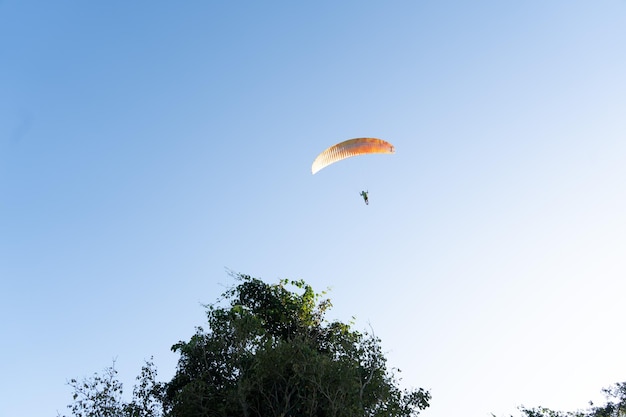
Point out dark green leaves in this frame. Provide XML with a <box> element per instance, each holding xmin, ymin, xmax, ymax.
<box><xmin>62</xmin><ymin>273</ymin><xmax>430</xmax><ymax>417</ymax></box>
<box><xmin>164</xmin><ymin>273</ymin><xmax>430</xmax><ymax>417</ymax></box>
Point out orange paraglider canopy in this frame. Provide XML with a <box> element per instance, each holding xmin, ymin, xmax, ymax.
<box><xmin>311</xmin><ymin>138</ymin><xmax>395</xmax><ymax>175</ymax></box>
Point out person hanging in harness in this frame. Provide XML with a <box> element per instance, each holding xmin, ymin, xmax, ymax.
<box><xmin>360</xmin><ymin>190</ymin><xmax>369</xmax><ymax>205</ymax></box>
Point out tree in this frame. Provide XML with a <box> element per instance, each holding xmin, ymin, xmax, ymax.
<box><xmin>60</xmin><ymin>359</ymin><xmax>163</xmax><ymax>417</ymax></box>
<box><xmin>61</xmin><ymin>273</ymin><xmax>430</xmax><ymax>417</ymax></box>
<box><xmin>163</xmin><ymin>273</ymin><xmax>430</xmax><ymax>417</ymax></box>
<box><xmin>508</xmin><ymin>382</ymin><xmax>626</xmax><ymax>417</ymax></box>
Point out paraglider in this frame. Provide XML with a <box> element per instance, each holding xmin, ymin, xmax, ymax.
<box><xmin>312</xmin><ymin>138</ymin><xmax>395</xmax><ymax>205</ymax></box>
<box><xmin>311</xmin><ymin>138</ymin><xmax>395</xmax><ymax>175</ymax></box>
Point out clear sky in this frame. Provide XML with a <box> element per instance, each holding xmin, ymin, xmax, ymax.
<box><xmin>1</xmin><ymin>1</ymin><xmax>626</xmax><ymax>416</ymax></box>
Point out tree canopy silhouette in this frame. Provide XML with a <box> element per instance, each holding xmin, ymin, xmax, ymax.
<box><xmin>511</xmin><ymin>382</ymin><xmax>626</xmax><ymax>417</ymax></box>
<box><xmin>60</xmin><ymin>273</ymin><xmax>430</xmax><ymax>417</ymax></box>
<box><xmin>163</xmin><ymin>273</ymin><xmax>430</xmax><ymax>417</ymax></box>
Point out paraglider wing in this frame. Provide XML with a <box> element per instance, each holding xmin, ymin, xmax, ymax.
<box><xmin>311</xmin><ymin>138</ymin><xmax>395</xmax><ymax>175</ymax></box>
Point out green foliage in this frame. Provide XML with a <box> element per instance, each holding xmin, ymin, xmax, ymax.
<box><xmin>60</xmin><ymin>359</ymin><xmax>163</xmax><ymax>417</ymax></box>
<box><xmin>61</xmin><ymin>363</ymin><xmax>125</xmax><ymax>417</ymax></box>
<box><xmin>60</xmin><ymin>272</ymin><xmax>626</xmax><ymax>417</ymax></box>
<box><xmin>125</xmin><ymin>360</ymin><xmax>164</xmax><ymax>417</ymax></box>
<box><xmin>163</xmin><ymin>273</ymin><xmax>430</xmax><ymax>417</ymax></box>
<box><xmin>510</xmin><ymin>382</ymin><xmax>626</xmax><ymax>417</ymax></box>
<box><xmin>61</xmin><ymin>273</ymin><xmax>429</xmax><ymax>417</ymax></box>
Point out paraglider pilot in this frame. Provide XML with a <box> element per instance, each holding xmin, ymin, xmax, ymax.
<box><xmin>360</xmin><ymin>190</ymin><xmax>369</xmax><ymax>205</ymax></box>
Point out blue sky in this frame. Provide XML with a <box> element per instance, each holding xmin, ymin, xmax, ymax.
<box><xmin>1</xmin><ymin>1</ymin><xmax>626</xmax><ymax>416</ymax></box>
